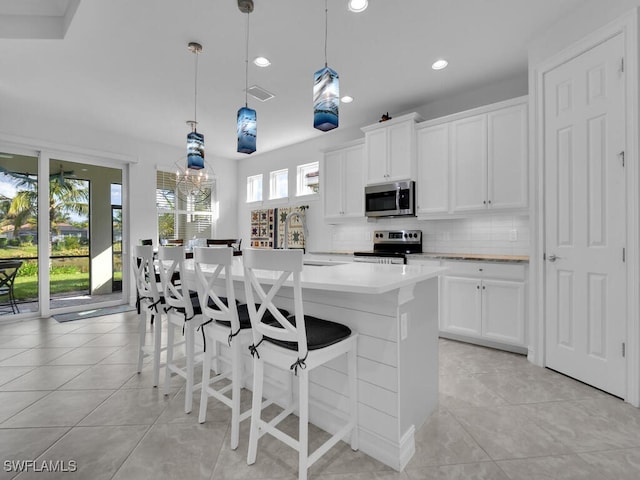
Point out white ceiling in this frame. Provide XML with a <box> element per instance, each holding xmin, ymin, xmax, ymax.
<box><xmin>0</xmin><ymin>0</ymin><xmax>588</xmax><ymax>160</ymax></box>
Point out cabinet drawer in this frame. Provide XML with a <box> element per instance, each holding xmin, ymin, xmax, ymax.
<box><xmin>442</xmin><ymin>261</ymin><xmax>526</xmax><ymax>281</ymax></box>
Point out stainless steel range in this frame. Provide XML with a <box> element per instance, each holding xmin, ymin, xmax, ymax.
<box><xmin>353</xmin><ymin>230</ymin><xmax>422</xmax><ymax>264</ymax></box>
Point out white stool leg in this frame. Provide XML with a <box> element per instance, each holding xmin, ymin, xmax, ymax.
<box><xmin>152</xmin><ymin>312</ymin><xmax>162</xmax><ymax>387</ymax></box>
<box><xmin>348</xmin><ymin>347</ymin><xmax>359</xmax><ymax>450</ymax></box>
<box><xmin>247</xmin><ymin>356</ymin><xmax>264</xmax><ymax>465</ymax></box>
<box><xmin>198</xmin><ymin>334</ymin><xmax>212</xmax><ymax>423</ymax></box>
<box><xmin>185</xmin><ymin>322</ymin><xmax>195</xmax><ymax>414</ymax></box>
<box><xmin>298</xmin><ymin>370</ymin><xmax>309</xmax><ymax>480</ymax></box>
<box><xmin>230</xmin><ymin>338</ymin><xmax>242</xmax><ymax>450</ymax></box>
<box><xmin>137</xmin><ymin>310</ymin><xmax>146</xmax><ymax>374</ymax></box>
<box><xmin>163</xmin><ymin>320</ymin><xmax>175</xmax><ymax>396</ymax></box>
<box><xmin>212</xmin><ymin>338</ymin><xmax>220</xmax><ymax>374</ymax></box>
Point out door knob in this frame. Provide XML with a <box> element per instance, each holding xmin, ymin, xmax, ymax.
<box><xmin>548</xmin><ymin>254</ymin><xmax>561</xmax><ymax>262</ymax></box>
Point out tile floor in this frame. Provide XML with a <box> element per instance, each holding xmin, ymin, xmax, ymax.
<box><xmin>0</xmin><ymin>311</ymin><xmax>639</xmax><ymax>479</ymax></box>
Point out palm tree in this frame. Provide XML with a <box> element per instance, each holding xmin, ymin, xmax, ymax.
<box><xmin>2</xmin><ymin>172</ymin><xmax>88</xmax><ymax>242</ymax></box>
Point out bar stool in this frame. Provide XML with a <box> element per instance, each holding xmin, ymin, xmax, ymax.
<box><xmin>195</xmin><ymin>246</ymin><xmax>291</xmax><ymax>449</ymax></box>
<box><xmin>243</xmin><ymin>248</ymin><xmax>358</xmax><ymax>480</ymax></box>
<box><xmin>193</xmin><ymin>246</ymin><xmax>252</xmax><ymax>450</ymax></box>
<box><xmin>157</xmin><ymin>245</ymin><xmax>206</xmax><ymax>413</ymax></box>
<box><xmin>131</xmin><ymin>245</ymin><xmax>164</xmax><ymax>387</ymax></box>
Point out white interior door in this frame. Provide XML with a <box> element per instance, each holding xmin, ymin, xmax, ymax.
<box><xmin>544</xmin><ymin>33</ymin><xmax>626</xmax><ymax>397</ymax></box>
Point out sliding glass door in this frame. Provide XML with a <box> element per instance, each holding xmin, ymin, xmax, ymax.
<box><xmin>0</xmin><ymin>150</ymin><xmax>127</xmax><ymax>319</ymax></box>
<box><xmin>0</xmin><ymin>152</ymin><xmax>39</xmax><ymax>315</ymax></box>
<box><xmin>48</xmin><ymin>159</ymin><xmax>124</xmax><ymax>310</ymax></box>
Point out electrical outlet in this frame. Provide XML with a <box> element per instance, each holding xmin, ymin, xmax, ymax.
<box><xmin>400</xmin><ymin>313</ymin><xmax>408</xmax><ymax>340</ymax></box>
<box><xmin>509</xmin><ymin>229</ymin><xmax>518</xmax><ymax>242</ymax></box>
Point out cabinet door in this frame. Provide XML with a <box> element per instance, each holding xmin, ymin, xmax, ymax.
<box><xmin>416</xmin><ymin>124</ymin><xmax>449</xmax><ymax>214</ymax></box>
<box><xmin>387</xmin><ymin>121</ymin><xmax>414</xmax><ymax>181</ymax></box>
<box><xmin>488</xmin><ymin>104</ymin><xmax>528</xmax><ymax>210</ymax></box>
<box><xmin>365</xmin><ymin>128</ymin><xmax>388</xmax><ymax>184</ymax></box>
<box><xmin>481</xmin><ymin>279</ymin><xmax>525</xmax><ymax>345</ymax></box>
<box><xmin>441</xmin><ymin>276</ymin><xmax>482</xmax><ymax>337</ymax></box>
<box><xmin>342</xmin><ymin>144</ymin><xmax>365</xmax><ymax>217</ymax></box>
<box><xmin>451</xmin><ymin>115</ymin><xmax>487</xmax><ymax>212</ymax></box>
<box><xmin>323</xmin><ymin>151</ymin><xmax>344</xmax><ymax>219</ymax></box>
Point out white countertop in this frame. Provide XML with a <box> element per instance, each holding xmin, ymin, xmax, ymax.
<box><xmin>186</xmin><ymin>257</ymin><xmax>446</xmax><ymax>295</ymax></box>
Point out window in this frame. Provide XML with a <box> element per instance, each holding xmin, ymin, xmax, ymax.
<box><xmin>296</xmin><ymin>162</ymin><xmax>319</xmax><ymax>196</ymax></box>
<box><xmin>269</xmin><ymin>169</ymin><xmax>288</xmax><ymax>200</ymax></box>
<box><xmin>246</xmin><ymin>174</ymin><xmax>263</xmax><ymax>203</ymax></box>
<box><xmin>156</xmin><ymin>170</ymin><xmax>214</xmax><ymax>242</ymax></box>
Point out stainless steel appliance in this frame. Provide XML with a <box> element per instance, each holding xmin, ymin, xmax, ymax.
<box><xmin>364</xmin><ymin>180</ymin><xmax>415</xmax><ymax>218</ymax></box>
<box><xmin>353</xmin><ymin>229</ymin><xmax>422</xmax><ymax>264</ymax></box>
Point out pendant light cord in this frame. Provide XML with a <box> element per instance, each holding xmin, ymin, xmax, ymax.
<box><xmin>324</xmin><ymin>0</ymin><xmax>328</xmax><ymax>67</ymax></box>
<box><xmin>245</xmin><ymin>12</ymin><xmax>250</xmax><ymax>108</ymax></box>
<box><xmin>193</xmin><ymin>47</ymin><xmax>199</xmax><ymax>129</ymax></box>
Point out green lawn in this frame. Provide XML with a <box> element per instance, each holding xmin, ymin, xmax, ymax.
<box><xmin>0</xmin><ymin>244</ymin><xmax>123</xmax><ymax>301</ymax></box>
<box><xmin>14</xmin><ymin>274</ymin><xmax>90</xmax><ymax>301</ymax></box>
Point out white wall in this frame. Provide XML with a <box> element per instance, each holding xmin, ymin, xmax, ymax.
<box><xmin>528</xmin><ymin>0</ymin><xmax>640</xmax><ymax>66</ymax></box>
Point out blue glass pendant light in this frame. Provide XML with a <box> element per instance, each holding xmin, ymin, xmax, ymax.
<box><xmin>314</xmin><ymin>0</ymin><xmax>339</xmax><ymax>132</ymax></box>
<box><xmin>237</xmin><ymin>1</ymin><xmax>257</xmax><ymax>154</ymax></box>
<box><xmin>186</xmin><ymin>42</ymin><xmax>204</xmax><ymax>169</ymax></box>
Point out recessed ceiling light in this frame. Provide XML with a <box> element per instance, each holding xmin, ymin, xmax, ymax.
<box><xmin>253</xmin><ymin>56</ymin><xmax>271</xmax><ymax>67</ymax></box>
<box><xmin>341</xmin><ymin>95</ymin><xmax>354</xmax><ymax>103</ymax></box>
<box><xmin>347</xmin><ymin>0</ymin><xmax>368</xmax><ymax>13</ymax></box>
<box><xmin>432</xmin><ymin>59</ymin><xmax>448</xmax><ymax>70</ymax></box>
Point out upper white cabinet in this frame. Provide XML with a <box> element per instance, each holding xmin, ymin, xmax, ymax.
<box><xmin>361</xmin><ymin>112</ymin><xmax>422</xmax><ymax>185</ymax></box>
<box><xmin>451</xmin><ymin>114</ymin><xmax>488</xmax><ymax>212</ymax></box>
<box><xmin>416</xmin><ymin>97</ymin><xmax>528</xmax><ymax>217</ymax></box>
<box><xmin>487</xmin><ymin>104</ymin><xmax>528</xmax><ymax>210</ymax></box>
<box><xmin>416</xmin><ymin>123</ymin><xmax>449</xmax><ymax>215</ymax></box>
<box><xmin>451</xmin><ymin>103</ymin><xmax>527</xmax><ymax>213</ymax></box>
<box><xmin>323</xmin><ymin>141</ymin><xmax>365</xmax><ymax>221</ymax></box>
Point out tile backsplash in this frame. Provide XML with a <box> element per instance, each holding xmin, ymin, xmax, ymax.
<box><xmin>330</xmin><ymin>215</ymin><xmax>530</xmax><ymax>256</ymax></box>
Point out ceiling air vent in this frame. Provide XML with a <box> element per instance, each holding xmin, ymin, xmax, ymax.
<box><xmin>246</xmin><ymin>85</ymin><xmax>275</xmax><ymax>102</ymax></box>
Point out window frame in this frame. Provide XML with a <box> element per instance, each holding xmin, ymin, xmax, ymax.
<box><xmin>156</xmin><ymin>170</ymin><xmax>214</xmax><ymax>242</ymax></box>
<box><xmin>269</xmin><ymin>168</ymin><xmax>289</xmax><ymax>201</ymax></box>
<box><xmin>296</xmin><ymin>161</ymin><xmax>320</xmax><ymax>197</ymax></box>
<box><xmin>246</xmin><ymin>173</ymin><xmax>263</xmax><ymax>204</ymax></box>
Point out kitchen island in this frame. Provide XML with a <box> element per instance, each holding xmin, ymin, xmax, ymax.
<box><xmin>186</xmin><ymin>257</ymin><xmax>445</xmax><ymax>471</ymax></box>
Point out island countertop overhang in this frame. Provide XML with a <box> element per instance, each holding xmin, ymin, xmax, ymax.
<box><xmin>186</xmin><ymin>258</ymin><xmax>446</xmax><ymax>295</ymax></box>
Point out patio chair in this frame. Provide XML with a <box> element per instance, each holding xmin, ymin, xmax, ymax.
<box><xmin>0</xmin><ymin>260</ymin><xmax>23</xmax><ymax>315</ymax></box>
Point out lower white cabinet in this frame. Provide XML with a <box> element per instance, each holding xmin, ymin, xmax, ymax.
<box><xmin>439</xmin><ymin>261</ymin><xmax>526</xmax><ymax>349</ymax></box>
<box><xmin>441</xmin><ymin>276</ymin><xmax>482</xmax><ymax>336</ymax></box>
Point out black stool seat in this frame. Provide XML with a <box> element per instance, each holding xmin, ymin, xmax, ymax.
<box><xmin>175</xmin><ymin>291</ymin><xmax>203</xmax><ymax>315</ymax></box>
<box><xmin>264</xmin><ymin>315</ymin><xmax>351</xmax><ymax>351</ymax></box>
<box><xmin>216</xmin><ymin>305</ymin><xmax>290</xmax><ymax>330</ymax></box>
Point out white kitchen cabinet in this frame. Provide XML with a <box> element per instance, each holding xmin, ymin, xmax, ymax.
<box><xmin>451</xmin><ymin>114</ymin><xmax>487</xmax><ymax>212</ymax></box>
<box><xmin>361</xmin><ymin>112</ymin><xmax>422</xmax><ymax>185</ymax></box>
<box><xmin>451</xmin><ymin>103</ymin><xmax>527</xmax><ymax>213</ymax></box>
<box><xmin>481</xmin><ymin>278</ymin><xmax>525</xmax><ymax>345</ymax></box>
<box><xmin>416</xmin><ymin>123</ymin><xmax>449</xmax><ymax>215</ymax></box>
<box><xmin>323</xmin><ymin>141</ymin><xmax>364</xmax><ymax>221</ymax></box>
<box><xmin>441</xmin><ymin>276</ymin><xmax>482</xmax><ymax>336</ymax></box>
<box><xmin>487</xmin><ymin>104</ymin><xmax>528</xmax><ymax>210</ymax></box>
<box><xmin>440</xmin><ymin>261</ymin><xmax>527</xmax><ymax>349</ymax></box>
<box><xmin>416</xmin><ymin>98</ymin><xmax>528</xmax><ymax>218</ymax></box>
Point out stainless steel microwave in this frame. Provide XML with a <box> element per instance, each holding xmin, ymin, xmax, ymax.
<box><xmin>364</xmin><ymin>180</ymin><xmax>415</xmax><ymax>217</ymax></box>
